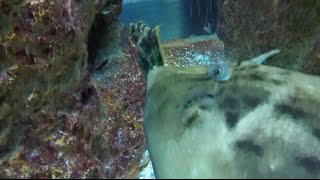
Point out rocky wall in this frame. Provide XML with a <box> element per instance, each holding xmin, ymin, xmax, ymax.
<box><xmin>217</xmin><ymin>0</ymin><xmax>320</xmax><ymax>75</ymax></box>
<box><xmin>0</xmin><ymin>0</ymin><xmax>145</xmax><ymax>178</ymax></box>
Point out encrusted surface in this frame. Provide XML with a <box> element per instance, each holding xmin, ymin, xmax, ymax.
<box><xmin>162</xmin><ymin>35</ymin><xmax>224</xmax><ymax>66</ymax></box>
<box><xmin>217</xmin><ymin>0</ymin><xmax>320</xmax><ymax>75</ymax></box>
<box><xmin>0</xmin><ymin>0</ymin><xmax>145</xmax><ymax>178</ymax></box>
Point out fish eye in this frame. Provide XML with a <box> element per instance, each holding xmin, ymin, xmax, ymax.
<box><xmin>212</xmin><ymin>68</ymin><xmax>221</xmax><ymax>76</ymax></box>
<box><xmin>208</xmin><ymin>61</ymin><xmax>230</xmax><ymax>81</ymax></box>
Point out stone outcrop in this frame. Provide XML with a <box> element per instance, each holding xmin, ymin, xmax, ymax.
<box><xmin>217</xmin><ymin>0</ymin><xmax>320</xmax><ymax>75</ymax></box>
<box><xmin>0</xmin><ymin>0</ymin><xmax>145</xmax><ymax>178</ymax></box>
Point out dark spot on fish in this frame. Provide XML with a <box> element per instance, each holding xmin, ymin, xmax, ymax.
<box><xmin>236</xmin><ymin>140</ymin><xmax>263</xmax><ymax>157</ymax></box>
<box><xmin>183</xmin><ymin>93</ymin><xmax>215</xmax><ymax>110</ymax></box>
<box><xmin>270</xmin><ymin>79</ymin><xmax>285</xmax><ymax>86</ymax></box>
<box><xmin>184</xmin><ymin>110</ymin><xmax>200</xmax><ymax>127</ymax></box>
<box><xmin>219</xmin><ymin>96</ymin><xmax>237</xmax><ymax>110</ymax></box>
<box><xmin>274</xmin><ymin>103</ymin><xmax>307</xmax><ymax>120</ymax></box>
<box><xmin>225</xmin><ymin>111</ymin><xmax>239</xmax><ymax>128</ymax></box>
<box><xmin>219</xmin><ymin>96</ymin><xmax>240</xmax><ymax>128</ymax></box>
<box><xmin>312</xmin><ymin>128</ymin><xmax>320</xmax><ymax>140</ymax></box>
<box><xmin>297</xmin><ymin>156</ymin><xmax>320</xmax><ymax>174</ymax></box>
<box><xmin>242</xmin><ymin>94</ymin><xmax>263</xmax><ymax>109</ymax></box>
<box><xmin>219</xmin><ymin>96</ymin><xmax>238</xmax><ymax>110</ymax></box>
<box><xmin>249</xmin><ymin>73</ymin><xmax>265</xmax><ymax>81</ymax></box>
<box><xmin>237</xmin><ymin>65</ymin><xmax>259</xmax><ymax>71</ymax></box>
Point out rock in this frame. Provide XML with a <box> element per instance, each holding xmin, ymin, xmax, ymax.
<box><xmin>217</xmin><ymin>0</ymin><xmax>320</xmax><ymax>75</ymax></box>
<box><xmin>88</xmin><ymin>23</ymin><xmax>146</xmax><ymax>178</ymax></box>
<box><xmin>0</xmin><ymin>0</ymin><xmax>145</xmax><ymax>178</ymax></box>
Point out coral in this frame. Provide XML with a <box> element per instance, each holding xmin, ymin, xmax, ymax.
<box><xmin>216</xmin><ymin>0</ymin><xmax>320</xmax><ymax>75</ymax></box>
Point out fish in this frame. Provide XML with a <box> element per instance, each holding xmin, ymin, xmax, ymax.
<box><xmin>129</xmin><ymin>21</ymin><xmax>320</xmax><ymax>179</ymax></box>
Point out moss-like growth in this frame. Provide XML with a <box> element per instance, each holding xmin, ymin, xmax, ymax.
<box><xmin>217</xmin><ymin>0</ymin><xmax>320</xmax><ymax>75</ymax></box>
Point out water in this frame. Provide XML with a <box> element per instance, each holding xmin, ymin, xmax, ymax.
<box><xmin>119</xmin><ymin>0</ymin><xmax>217</xmax><ymax>41</ymax></box>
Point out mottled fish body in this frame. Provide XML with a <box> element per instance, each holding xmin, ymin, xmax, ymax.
<box><xmin>129</xmin><ymin>22</ymin><xmax>320</xmax><ymax>178</ymax></box>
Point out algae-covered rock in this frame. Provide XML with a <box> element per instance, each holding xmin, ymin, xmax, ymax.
<box><xmin>0</xmin><ymin>0</ymin><xmax>145</xmax><ymax>178</ymax></box>
<box><xmin>217</xmin><ymin>0</ymin><xmax>320</xmax><ymax>75</ymax></box>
